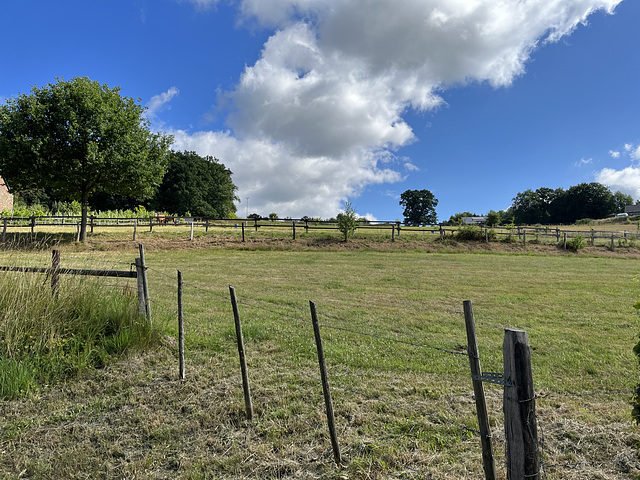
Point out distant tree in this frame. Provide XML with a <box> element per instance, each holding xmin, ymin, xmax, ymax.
<box><xmin>337</xmin><ymin>201</ymin><xmax>358</xmax><ymax>241</ymax></box>
<box><xmin>248</xmin><ymin>213</ymin><xmax>261</xmax><ymax>220</ymax></box>
<box><xmin>613</xmin><ymin>191</ymin><xmax>633</xmax><ymax>214</ymax></box>
<box><xmin>485</xmin><ymin>210</ymin><xmax>500</xmax><ymax>227</ymax></box>
<box><xmin>399</xmin><ymin>189</ymin><xmax>438</xmax><ymax>226</ymax></box>
<box><xmin>511</xmin><ymin>187</ymin><xmax>563</xmax><ymax>225</ymax></box>
<box><xmin>268</xmin><ymin>212</ymin><xmax>279</xmax><ymax>220</ymax></box>
<box><xmin>446</xmin><ymin>211</ymin><xmax>478</xmax><ymax>226</ymax></box>
<box><xmin>560</xmin><ymin>182</ymin><xmax>615</xmax><ymax>223</ymax></box>
<box><xmin>152</xmin><ymin>151</ymin><xmax>237</xmax><ymax>218</ymax></box>
<box><xmin>0</xmin><ymin>76</ymin><xmax>173</xmax><ymax>241</ymax></box>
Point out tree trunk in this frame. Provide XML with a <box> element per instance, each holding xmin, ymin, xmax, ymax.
<box><xmin>80</xmin><ymin>191</ymin><xmax>88</xmax><ymax>242</ymax></box>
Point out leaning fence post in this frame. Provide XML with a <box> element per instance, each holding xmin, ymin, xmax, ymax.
<box><xmin>503</xmin><ymin>329</ymin><xmax>539</xmax><ymax>479</ymax></box>
<box><xmin>138</xmin><ymin>243</ymin><xmax>151</xmax><ymax>324</ymax></box>
<box><xmin>463</xmin><ymin>300</ymin><xmax>496</xmax><ymax>480</ymax></box>
<box><xmin>178</xmin><ymin>270</ymin><xmax>185</xmax><ymax>380</ymax></box>
<box><xmin>309</xmin><ymin>301</ymin><xmax>342</xmax><ymax>465</ymax></box>
<box><xmin>229</xmin><ymin>285</ymin><xmax>254</xmax><ymax>420</ymax></box>
<box><xmin>51</xmin><ymin>249</ymin><xmax>61</xmax><ymax>297</ymax></box>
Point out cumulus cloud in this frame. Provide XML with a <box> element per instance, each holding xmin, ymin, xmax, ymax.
<box><xmin>174</xmin><ymin>0</ymin><xmax>622</xmax><ymax>218</ymax></box>
<box><xmin>597</xmin><ymin>166</ymin><xmax>640</xmax><ymax>200</ymax></box>
<box><xmin>146</xmin><ymin>87</ymin><xmax>179</xmax><ymax>119</ymax></box>
<box><xmin>609</xmin><ymin>150</ymin><xmax>620</xmax><ymax>158</ymax></box>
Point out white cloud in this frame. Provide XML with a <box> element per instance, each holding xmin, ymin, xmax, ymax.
<box><xmin>146</xmin><ymin>87</ymin><xmax>179</xmax><ymax>118</ymax></box>
<box><xmin>361</xmin><ymin>213</ymin><xmax>378</xmax><ymax>222</ymax></box>
<box><xmin>609</xmin><ymin>150</ymin><xmax>620</xmax><ymax>158</ymax></box>
<box><xmin>173</xmin><ymin>0</ymin><xmax>622</xmax><ymax>218</ymax></box>
<box><xmin>633</xmin><ymin>146</ymin><xmax>640</xmax><ymax>161</ymax></box>
<box><xmin>404</xmin><ymin>162</ymin><xmax>420</xmax><ymax>172</ymax></box>
<box><xmin>575</xmin><ymin>157</ymin><xmax>592</xmax><ymax>167</ymax></box>
<box><xmin>596</xmin><ymin>166</ymin><xmax>640</xmax><ymax>200</ymax></box>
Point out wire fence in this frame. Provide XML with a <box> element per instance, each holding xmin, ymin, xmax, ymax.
<box><xmin>142</xmin><ymin>263</ymin><xmax>639</xmax><ymax>479</ymax></box>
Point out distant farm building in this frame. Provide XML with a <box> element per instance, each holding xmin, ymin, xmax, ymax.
<box><xmin>0</xmin><ymin>176</ymin><xmax>13</xmax><ymax>212</ymax></box>
<box><xmin>625</xmin><ymin>204</ymin><xmax>640</xmax><ymax>216</ymax></box>
<box><xmin>461</xmin><ymin>216</ymin><xmax>487</xmax><ymax>225</ymax></box>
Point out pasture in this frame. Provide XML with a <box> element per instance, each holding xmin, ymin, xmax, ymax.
<box><xmin>0</xmin><ymin>237</ymin><xmax>639</xmax><ymax>479</ymax></box>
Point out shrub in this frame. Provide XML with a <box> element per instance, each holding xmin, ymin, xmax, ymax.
<box><xmin>337</xmin><ymin>201</ymin><xmax>358</xmax><ymax>242</ymax></box>
<box><xmin>566</xmin><ymin>234</ymin><xmax>586</xmax><ymax>251</ymax></box>
<box><xmin>455</xmin><ymin>225</ymin><xmax>484</xmax><ymax>242</ymax></box>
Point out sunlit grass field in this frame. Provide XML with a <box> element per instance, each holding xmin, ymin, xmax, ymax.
<box><xmin>0</xmin><ymin>240</ymin><xmax>639</xmax><ymax>479</ymax></box>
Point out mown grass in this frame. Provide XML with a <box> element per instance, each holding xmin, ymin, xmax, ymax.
<box><xmin>0</xmin><ymin>242</ymin><xmax>639</xmax><ymax>479</ymax></box>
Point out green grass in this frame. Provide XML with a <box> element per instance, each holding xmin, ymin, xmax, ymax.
<box><xmin>0</xmin><ymin>245</ymin><xmax>639</xmax><ymax>478</ymax></box>
<box><xmin>0</xmin><ymin>264</ymin><xmax>159</xmax><ymax>399</ymax></box>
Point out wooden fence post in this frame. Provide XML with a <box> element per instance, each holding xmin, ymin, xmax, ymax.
<box><xmin>133</xmin><ymin>219</ymin><xmax>137</xmax><ymax>241</ymax></box>
<box><xmin>30</xmin><ymin>216</ymin><xmax>35</xmax><ymax>234</ymax></box>
<box><xmin>440</xmin><ymin>225</ymin><xmax>444</xmax><ymax>243</ymax></box>
<box><xmin>254</xmin><ymin>218</ymin><xmax>258</xmax><ymax>232</ymax></box>
<box><xmin>396</xmin><ymin>221</ymin><xmax>401</xmax><ymax>237</ymax></box>
<box><xmin>134</xmin><ymin>257</ymin><xmax>146</xmax><ymax>317</ymax></box>
<box><xmin>178</xmin><ymin>270</ymin><xmax>185</xmax><ymax>380</ymax></box>
<box><xmin>523</xmin><ymin>230</ymin><xmax>526</xmax><ymax>247</ymax></box>
<box><xmin>485</xmin><ymin>228</ymin><xmax>489</xmax><ymax>243</ymax></box>
<box><xmin>391</xmin><ymin>224</ymin><xmax>395</xmax><ymax>242</ymax></box>
<box><xmin>190</xmin><ymin>221</ymin><xmax>194</xmax><ymax>241</ymax></box>
<box><xmin>292</xmin><ymin>220</ymin><xmax>296</xmax><ymax>240</ymax></box>
<box><xmin>76</xmin><ymin>222</ymin><xmax>80</xmax><ymax>242</ymax></box>
<box><xmin>563</xmin><ymin>233</ymin><xmax>567</xmax><ymax>250</ymax></box>
<box><xmin>51</xmin><ymin>249</ymin><xmax>61</xmax><ymax>297</ymax></box>
<box><xmin>205</xmin><ymin>219</ymin><xmax>209</xmax><ymax>232</ymax></box>
<box><xmin>90</xmin><ymin>215</ymin><xmax>95</xmax><ymax>234</ymax></box>
<box><xmin>305</xmin><ymin>220</ymin><xmax>309</xmax><ymax>234</ymax></box>
<box><xmin>463</xmin><ymin>300</ymin><xmax>496</xmax><ymax>480</ymax></box>
<box><xmin>611</xmin><ymin>232</ymin><xmax>615</xmax><ymax>252</ymax></box>
<box><xmin>242</xmin><ymin>222</ymin><xmax>245</xmax><ymax>242</ymax></box>
<box><xmin>229</xmin><ymin>285</ymin><xmax>254</xmax><ymax>420</ymax></box>
<box><xmin>138</xmin><ymin>243</ymin><xmax>151</xmax><ymax>324</ymax></box>
<box><xmin>2</xmin><ymin>218</ymin><xmax>6</xmax><ymax>242</ymax></box>
<box><xmin>503</xmin><ymin>329</ymin><xmax>539</xmax><ymax>479</ymax></box>
<box><xmin>309</xmin><ymin>301</ymin><xmax>342</xmax><ymax>465</ymax></box>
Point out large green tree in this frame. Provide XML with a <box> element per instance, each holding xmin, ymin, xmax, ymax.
<box><xmin>399</xmin><ymin>189</ymin><xmax>438</xmax><ymax>226</ymax></box>
<box><xmin>0</xmin><ymin>77</ymin><xmax>173</xmax><ymax>241</ymax></box>
<box><xmin>152</xmin><ymin>150</ymin><xmax>238</xmax><ymax>217</ymax></box>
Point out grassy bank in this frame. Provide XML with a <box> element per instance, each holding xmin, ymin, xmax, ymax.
<box><xmin>0</xmin><ymin>246</ymin><xmax>639</xmax><ymax>478</ymax></box>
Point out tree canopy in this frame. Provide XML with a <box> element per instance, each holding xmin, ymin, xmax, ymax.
<box><xmin>510</xmin><ymin>182</ymin><xmax>631</xmax><ymax>224</ymax></box>
<box><xmin>0</xmin><ymin>76</ymin><xmax>173</xmax><ymax>240</ymax></box>
<box><xmin>399</xmin><ymin>189</ymin><xmax>438</xmax><ymax>226</ymax></box>
<box><xmin>151</xmin><ymin>150</ymin><xmax>238</xmax><ymax>217</ymax></box>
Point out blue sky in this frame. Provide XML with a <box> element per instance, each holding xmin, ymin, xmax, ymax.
<box><xmin>1</xmin><ymin>0</ymin><xmax>638</xmax><ymax>221</ymax></box>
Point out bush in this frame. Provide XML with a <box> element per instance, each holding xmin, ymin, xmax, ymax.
<box><xmin>337</xmin><ymin>201</ymin><xmax>358</xmax><ymax>242</ymax></box>
<box><xmin>455</xmin><ymin>225</ymin><xmax>485</xmax><ymax>242</ymax></box>
<box><xmin>566</xmin><ymin>234</ymin><xmax>586</xmax><ymax>251</ymax></box>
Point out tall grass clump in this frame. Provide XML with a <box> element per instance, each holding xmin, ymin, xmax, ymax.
<box><xmin>0</xmin><ymin>272</ymin><xmax>158</xmax><ymax>399</ymax></box>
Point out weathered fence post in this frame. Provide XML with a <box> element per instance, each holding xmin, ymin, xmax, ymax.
<box><xmin>611</xmin><ymin>232</ymin><xmax>615</xmax><ymax>252</ymax></box>
<box><xmin>396</xmin><ymin>221</ymin><xmax>401</xmax><ymax>237</ymax></box>
<box><xmin>133</xmin><ymin>219</ymin><xmax>138</xmax><ymax>241</ymax></box>
<box><xmin>503</xmin><ymin>329</ymin><xmax>539</xmax><ymax>479</ymax></box>
<box><xmin>556</xmin><ymin>227</ymin><xmax>560</xmax><ymax>242</ymax></box>
<box><xmin>51</xmin><ymin>249</ymin><xmax>61</xmax><ymax>297</ymax></box>
<box><xmin>76</xmin><ymin>223</ymin><xmax>80</xmax><ymax>242</ymax></box>
<box><xmin>2</xmin><ymin>218</ymin><xmax>7</xmax><ymax>242</ymax></box>
<box><xmin>391</xmin><ymin>224</ymin><xmax>395</xmax><ymax>242</ymax></box>
<box><xmin>90</xmin><ymin>215</ymin><xmax>95</xmax><ymax>234</ymax></box>
<box><xmin>229</xmin><ymin>285</ymin><xmax>254</xmax><ymax>420</ymax></box>
<box><xmin>205</xmin><ymin>218</ymin><xmax>209</xmax><ymax>232</ymax></box>
<box><xmin>309</xmin><ymin>301</ymin><xmax>342</xmax><ymax>465</ymax></box>
<box><xmin>523</xmin><ymin>230</ymin><xmax>526</xmax><ymax>247</ymax></box>
<box><xmin>134</xmin><ymin>257</ymin><xmax>146</xmax><ymax>317</ymax></box>
<box><xmin>30</xmin><ymin>216</ymin><xmax>36</xmax><ymax>234</ymax></box>
<box><xmin>463</xmin><ymin>300</ymin><xmax>496</xmax><ymax>480</ymax></box>
<box><xmin>190</xmin><ymin>221</ymin><xmax>194</xmax><ymax>241</ymax></box>
<box><xmin>440</xmin><ymin>225</ymin><xmax>444</xmax><ymax>243</ymax></box>
<box><xmin>563</xmin><ymin>233</ymin><xmax>567</xmax><ymax>250</ymax></box>
<box><xmin>138</xmin><ymin>243</ymin><xmax>151</xmax><ymax>324</ymax></box>
<box><xmin>254</xmin><ymin>218</ymin><xmax>258</xmax><ymax>232</ymax></box>
<box><xmin>485</xmin><ymin>228</ymin><xmax>489</xmax><ymax>243</ymax></box>
<box><xmin>242</xmin><ymin>222</ymin><xmax>246</xmax><ymax>242</ymax></box>
<box><xmin>178</xmin><ymin>270</ymin><xmax>185</xmax><ymax>380</ymax></box>
<box><xmin>292</xmin><ymin>220</ymin><xmax>296</xmax><ymax>240</ymax></box>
